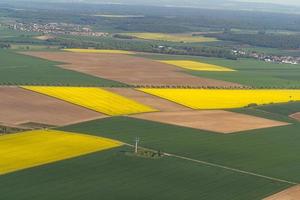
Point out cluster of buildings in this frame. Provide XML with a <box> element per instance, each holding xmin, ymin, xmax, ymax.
<box><xmin>233</xmin><ymin>49</ymin><xmax>300</xmax><ymax>65</ymax></box>
<box><xmin>8</xmin><ymin>22</ymin><xmax>108</xmax><ymax>37</ymax></box>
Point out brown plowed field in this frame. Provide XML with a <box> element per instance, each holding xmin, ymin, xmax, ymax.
<box><xmin>23</xmin><ymin>51</ymin><xmax>243</xmax><ymax>87</ymax></box>
<box><xmin>0</xmin><ymin>87</ymin><xmax>105</xmax><ymax>126</ymax></box>
<box><xmin>107</xmin><ymin>88</ymin><xmax>190</xmax><ymax>111</ymax></box>
<box><xmin>132</xmin><ymin>110</ymin><xmax>289</xmax><ymax>133</ymax></box>
<box><xmin>290</xmin><ymin>112</ymin><xmax>300</xmax><ymax>121</ymax></box>
<box><xmin>263</xmin><ymin>185</ymin><xmax>300</xmax><ymax>200</ymax></box>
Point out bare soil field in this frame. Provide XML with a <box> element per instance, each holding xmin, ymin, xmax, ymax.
<box><xmin>0</xmin><ymin>87</ymin><xmax>105</xmax><ymax>127</ymax></box>
<box><xmin>290</xmin><ymin>113</ymin><xmax>300</xmax><ymax>121</ymax></box>
<box><xmin>264</xmin><ymin>185</ymin><xmax>300</xmax><ymax>200</ymax></box>
<box><xmin>132</xmin><ymin>110</ymin><xmax>289</xmax><ymax>133</ymax></box>
<box><xmin>23</xmin><ymin>52</ymin><xmax>242</xmax><ymax>87</ymax></box>
<box><xmin>107</xmin><ymin>88</ymin><xmax>190</xmax><ymax>111</ymax></box>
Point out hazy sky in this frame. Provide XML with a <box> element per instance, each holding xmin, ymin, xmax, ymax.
<box><xmin>239</xmin><ymin>0</ymin><xmax>300</xmax><ymax>6</ymax></box>
<box><xmin>9</xmin><ymin>0</ymin><xmax>300</xmax><ymax>7</ymax></box>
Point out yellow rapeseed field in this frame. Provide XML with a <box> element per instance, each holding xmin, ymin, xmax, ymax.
<box><xmin>63</xmin><ymin>48</ymin><xmax>135</xmax><ymax>54</ymax></box>
<box><xmin>124</xmin><ymin>32</ymin><xmax>217</xmax><ymax>43</ymax></box>
<box><xmin>0</xmin><ymin>130</ymin><xmax>122</xmax><ymax>175</ymax></box>
<box><xmin>159</xmin><ymin>60</ymin><xmax>235</xmax><ymax>71</ymax></box>
<box><xmin>140</xmin><ymin>89</ymin><xmax>300</xmax><ymax>109</ymax></box>
<box><xmin>22</xmin><ymin>86</ymin><xmax>156</xmax><ymax>116</ymax></box>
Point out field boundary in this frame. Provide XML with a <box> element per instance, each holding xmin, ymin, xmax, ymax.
<box><xmin>165</xmin><ymin>153</ymin><xmax>298</xmax><ymax>185</ymax></box>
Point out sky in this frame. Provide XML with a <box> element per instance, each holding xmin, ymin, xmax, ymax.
<box><xmin>80</xmin><ymin>0</ymin><xmax>300</xmax><ymax>7</ymax></box>
<box><xmin>6</xmin><ymin>0</ymin><xmax>300</xmax><ymax>8</ymax></box>
<box><xmin>239</xmin><ymin>0</ymin><xmax>300</xmax><ymax>6</ymax></box>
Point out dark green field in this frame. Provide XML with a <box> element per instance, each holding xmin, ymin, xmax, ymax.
<box><xmin>0</xmin><ymin>146</ymin><xmax>289</xmax><ymax>200</ymax></box>
<box><xmin>139</xmin><ymin>53</ymin><xmax>300</xmax><ymax>88</ymax></box>
<box><xmin>231</xmin><ymin>101</ymin><xmax>300</xmax><ymax>124</ymax></box>
<box><xmin>60</xmin><ymin>116</ymin><xmax>300</xmax><ymax>184</ymax></box>
<box><xmin>253</xmin><ymin>101</ymin><xmax>300</xmax><ymax>116</ymax></box>
<box><xmin>0</xmin><ymin>50</ymin><xmax>126</xmax><ymax>86</ymax></box>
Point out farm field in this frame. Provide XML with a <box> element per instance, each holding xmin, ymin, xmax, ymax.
<box><xmin>2</xmin><ymin>2</ymin><xmax>300</xmax><ymax>199</ymax></box>
<box><xmin>10</xmin><ymin>44</ymin><xmax>60</xmax><ymax>51</ymax></box>
<box><xmin>140</xmin><ymin>53</ymin><xmax>300</xmax><ymax>88</ymax></box>
<box><xmin>263</xmin><ymin>185</ymin><xmax>300</xmax><ymax>200</ymax></box>
<box><xmin>23</xmin><ymin>86</ymin><xmax>156</xmax><ymax>116</ymax></box>
<box><xmin>159</xmin><ymin>60</ymin><xmax>235</xmax><ymax>71</ymax></box>
<box><xmin>23</xmin><ymin>51</ymin><xmax>241</xmax><ymax>87</ymax></box>
<box><xmin>60</xmin><ymin>116</ymin><xmax>300</xmax><ymax>184</ymax></box>
<box><xmin>0</xmin><ymin>129</ymin><xmax>122</xmax><ymax>175</ymax></box>
<box><xmin>240</xmin><ymin>101</ymin><xmax>300</xmax><ymax>122</ymax></box>
<box><xmin>291</xmin><ymin>113</ymin><xmax>300</xmax><ymax>121</ymax></box>
<box><xmin>63</xmin><ymin>48</ymin><xmax>135</xmax><ymax>54</ymax></box>
<box><xmin>132</xmin><ymin>110</ymin><xmax>289</xmax><ymax>133</ymax></box>
<box><xmin>0</xmin><ymin>86</ymin><xmax>104</xmax><ymax>127</ymax></box>
<box><xmin>0</xmin><ymin>50</ymin><xmax>125</xmax><ymax>86</ymax></box>
<box><xmin>107</xmin><ymin>88</ymin><xmax>190</xmax><ymax>111</ymax></box>
<box><xmin>123</xmin><ymin>32</ymin><xmax>218</xmax><ymax>43</ymax></box>
<box><xmin>140</xmin><ymin>88</ymin><xmax>300</xmax><ymax>109</ymax></box>
<box><xmin>251</xmin><ymin>101</ymin><xmax>300</xmax><ymax>117</ymax></box>
<box><xmin>0</xmin><ymin>146</ymin><xmax>288</xmax><ymax>200</ymax></box>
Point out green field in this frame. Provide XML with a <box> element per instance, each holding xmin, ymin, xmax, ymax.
<box><xmin>0</xmin><ymin>50</ymin><xmax>126</xmax><ymax>86</ymax></box>
<box><xmin>0</xmin><ymin>146</ymin><xmax>289</xmax><ymax>200</ymax></box>
<box><xmin>251</xmin><ymin>101</ymin><xmax>300</xmax><ymax>116</ymax></box>
<box><xmin>10</xmin><ymin>44</ymin><xmax>60</xmax><ymax>51</ymax></box>
<box><xmin>60</xmin><ymin>116</ymin><xmax>300</xmax><ymax>184</ymax></box>
<box><xmin>139</xmin><ymin>53</ymin><xmax>300</xmax><ymax>88</ymax></box>
<box><xmin>231</xmin><ymin>101</ymin><xmax>300</xmax><ymax>124</ymax></box>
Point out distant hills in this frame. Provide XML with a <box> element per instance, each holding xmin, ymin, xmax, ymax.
<box><xmin>3</xmin><ymin>0</ymin><xmax>300</xmax><ymax>14</ymax></box>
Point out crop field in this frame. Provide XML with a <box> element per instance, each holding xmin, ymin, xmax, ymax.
<box><xmin>251</xmin><ymin>101</ymin><xmax>300</xmax><ymax>117</ymax></box>
<box><xmin>132</xmin><ymin>110</ymin><xmax>289</xmax><ymax>133</ymax></box>
<box><xmin>264</xmin><ymin>185</ymin><xmax>300</xmax><ymax>200</ymax></box>
<box><xmin>243</xmin><ymin>101</ymin><xmax>300</xmax><ymax>122</ymax></box>
<box><xmin>107</xmin><ymin>88</ymin><xmax>191</xmax><ymax>111</ymax></box>
<box><xmin>0</xmin><ymin>146</ymin><xmax>289</xmax><ymax>200</ymax></box>
<box><xmin>139</xmin><ymin>54</ymin><xmax>300</xmax><ymax>88</ymax></box>
<box><xmin>0</xmin><ymin>129</ymin><xmax>122</xmax><ymax>175</ymax></box>
<box><xmin>3</xmin><ymin>4</ymin><xmax>300</xmax><ymax>200</ymax></box>
<box><xmin>0</xmin><ymin>86</ymin><xmax>104</xmax><ymax>127</ymax></box>
<box><xmin>10</xmin><ymin>44</ymin><xmax>60</xmax><ymax>51</ymax></box>
<box><xmin>24</xmin><ymin>51</ymin><xmax>242</xmax><ymax>87</ymax></box>
<box><xmin>0</xmin><ymin>50</ymin><xmax>125</xmax><ymax>86</ymax></box>
<box><xmin>159</xmin><ymin>60</ymin><xmax>235</xmax><ymax>71</ymax></box>
<box><xmin>140</xmin><ymin>88</ymin><xmax>300</xmax><ymax>109</ymax></box>
<box><xmin>23</xmin><ymin>86</ymin><xmax>157</xmax><ymax>116</ymax></box>
<box><xmin>60</xmin><ymin>116</ymin><xmax>300</xmax><ymax>184</ymax></box>
<box><xmin>124</xmin><ymin>32</ymin><xmax>218</xmax><ymax>43</ymax></box>
<box><xmin>63</xmin><ymin>48</ymin><xmax>135</xmax><ymax>54</ymax></box>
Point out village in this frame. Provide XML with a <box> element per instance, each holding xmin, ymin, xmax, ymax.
<box><xmin>8</xmin><ymin>22</ymin><xmax>108</xmax><ymax>37</ymax></box>
<box><xmin>233</xmin><ymin>49</ymin><xmax>300</xmax><ymax>65</ymax></box>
